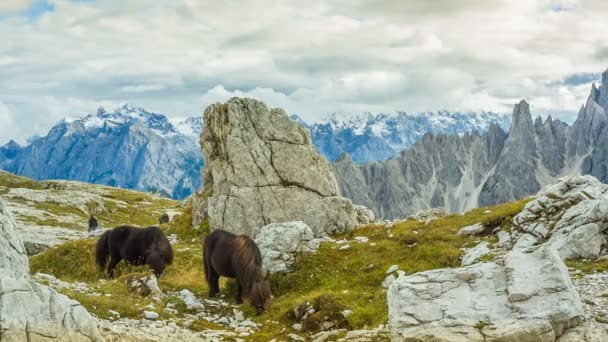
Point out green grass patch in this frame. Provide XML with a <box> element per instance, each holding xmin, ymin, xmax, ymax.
<box><xmin>0</xmin><ymin>171</ymin><xmax>44</xmax><ymax>190</ymax></box>
<box><xmin>29</xmin><ymin>197</ymin><xmax>529</xmax><ymax>340</ymax></box>
<box><xmin>566</xmin><ymin>259</ymin><xmax>608</xmax><ymax>274</ymax></box>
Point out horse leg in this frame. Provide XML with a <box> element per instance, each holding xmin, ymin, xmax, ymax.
<box><xmin>208</xmin><ymin>269</ymin><xmax>220</xmax><ymax>298</ymax></box>
<box><xmin>107</xmin><ymin>255</ymin><xmax>122</xmax><ymax>279</ymax></box>
<box><xmin>235</xmin><ymin>280</ymin><xmax>243</xmax><ymax>304</ymax></box>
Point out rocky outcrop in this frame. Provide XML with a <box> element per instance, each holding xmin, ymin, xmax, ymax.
<box><xmin>461</xmin><ymin>241</ymin><xmax>490</xmax><ymax>266</ymax></box>
<box><xmin>388</xmin><ymin>245</ymin><xmax>583</xmax><ymax>341</ymax></box>
<box><xmin>336</xmin><ymin>69</ymin><xmax>608</xmax><ymax>220</ymax></box>
<box><xmin>199</xmin><ymin>97</ymin><xmax>369</xmax><ymax>236</ymax></box>
<box><xmin>255</xmin><ymin>221</ymin><xmax>323</xmax><ymax>274</ymax></box>
<box><xmin>511</xmin><ymin>175</ymin><xmax>608</xmax><ymax>260</ymax></box>
<box><xmin>0</xmin><ymin>198</ymin><xmax>101</xmax><ymax>341</ymax></box>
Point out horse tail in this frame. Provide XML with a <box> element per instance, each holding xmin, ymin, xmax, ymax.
<box><xmin>203</xmin><ymin>233</ymin><xmax>214</xmax><ymax>283</ymax></box>
<box><xmin>95</xmin><ymin>230</ymin><xmax>111</xmax><ymax>271</ymax></box>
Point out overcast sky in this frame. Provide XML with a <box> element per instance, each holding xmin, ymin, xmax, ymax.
<box><xmin>1</xmin><ymin>0</ymin><xmax>607</xmax><ymax>143</ymax></box>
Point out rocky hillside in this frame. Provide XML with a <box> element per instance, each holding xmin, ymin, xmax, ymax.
<box><xmin>8</xmin><ymin>172</ymin><xmax>606</xmax><ymax>341</ymax></box>
<box><xmin>0</xmin><ymin>170</ymin><xmax>180</xmax><ymax>255</ymax></box>
<box><xmin>0</xmin><ymin>105</ymin><xmax>203</xmax><ymax>199</ymax></box>
<box><xmin>336</xmin><ymin>69</ymin><xmax>608</xmax><ymax>220</ymax></box>
<box><xmin>296</xmin><ymin>111</ymin><xmax>510</xmax><ymax>163</ymax></box>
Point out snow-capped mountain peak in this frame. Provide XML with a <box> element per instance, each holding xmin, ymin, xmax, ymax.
<box><xmin>176</xmin><ymin>117</ymin><xmax>203</xmax><ymax>137</ymax></box>
<box><xmin>63</xmin><ymin>104</ymin><xmax>178</xmax><ymax>136</ymax></box>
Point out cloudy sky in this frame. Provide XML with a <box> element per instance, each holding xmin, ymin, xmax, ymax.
<box><xmin>1</xmin><ymin>0</ymin><xmax>607</xmax><ymax>143</ymax></box>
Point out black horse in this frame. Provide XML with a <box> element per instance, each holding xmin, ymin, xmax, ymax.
<box><xmin>88</xmin><ymin>215</ymin><xmax>99</xmax><ymax>233</ymax></box>
<box><xmin>203</xmin><ymin>229</ymin><xmax>272</xmax><ymax>314</ymax></box>
<box><xmin>96</xmin><ymin>225</ymin><xmax>173</xmax><ymax>278</ymax></box>
<box><xmin>158</xmin><ymin>213</ymin><xmax>170</xmax><ymax>224</ymax></box>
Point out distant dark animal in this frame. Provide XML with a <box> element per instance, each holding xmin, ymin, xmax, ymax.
<box><xmin>96</xmin><ymin>225</ymin><xmax>173</xmax><ymax>278</ymax></box>
<box><xmin>203</xmin><ymin>229</ymin><xmax>272</xmax><ymax>315</ymax></box>
<box><xmin>88</xmin><ymin>215</ymin><xmax>99</xmax><ymax>232</ymax></box>
<box><xmin>158</xmin><ymin>213</ymin><xmax>170</xmax><ymax>224</ymax></box>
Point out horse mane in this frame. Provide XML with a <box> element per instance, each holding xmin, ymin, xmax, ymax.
<box><xmin>231</xmin><ymin>235</ymin><xmax>271</xmax><ymax>305</ymax></box>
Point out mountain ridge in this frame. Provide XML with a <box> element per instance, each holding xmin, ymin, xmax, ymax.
<box><xmin>335</xmin><ymin>69</ymin><xmax>608</xmax><ymax>220</ymax></box>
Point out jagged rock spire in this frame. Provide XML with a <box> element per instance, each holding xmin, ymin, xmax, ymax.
<box><xmin>200</xmin><ymin>97</ymin><xmax>371</xmax><ymax>236</ymax></box>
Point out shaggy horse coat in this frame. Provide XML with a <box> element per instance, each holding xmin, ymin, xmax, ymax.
<box><xmin>203</xmin><ymin>229</ymin><xmax>272</xmax><ymax>314</ymax></box>
<box><xmin>96</xmin><ymin>225</ymin><xmax>173</xmax><ymax>278</ymax></box>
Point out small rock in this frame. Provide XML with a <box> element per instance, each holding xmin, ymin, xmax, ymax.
<box><xmin>288</xmin><ymin>333</ymin><xmax>306</xmax><ymax>341</ymax></box>
<box><xmin>457</xmin><ymin>223</ymin><xmax>485</xmax><ymax>236</ymax></box>
<box><xmin>461</xmin><ymin>241</ymin><xmax>491</xmax><ymax>266</ymax></box>
<box><xmin>341</xmin><ymin>309</ymin><xmax>353</xmax><ymax>318</ymax></box>
<box><xmin>370</xmin><ymin>242</ymin><xmax>376</xmax><ymax>247</ymax></box>
<box><xmin>386</xmin><ymin>265</ymin><xmax>399</xmax><ymax>274</ymax></box>
<box><xmin>144</xmin><ymin>311</ymin><xmax>159</xmax><ymax>320</ymax></box>
<box><xmin>382</xmin><ymin>274</ymin><xmax>396</xmax><ymax>288</ymax></box>
<box><xmin>292</xmin><ymin>323</ymin><xmax>303</xmax><ymax>331</ymax></box>
<box><xmin>354</xmin><ymin>236</ymin><xmax>369</xmax><ymax>243</ymax></box>
<box><xmin>339</xmin><ymin>244</ymin><xmax>350</xmax><ymax>250</ymax></box>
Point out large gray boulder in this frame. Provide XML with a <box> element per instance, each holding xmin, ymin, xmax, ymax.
<box><xmin>200</xmin><ymin>97</ymin><xmax>368</xmax><ymax>236</ymax></box>
<box><xmin>0</xmin><ymin>198</ymin><xmax>101</xmax><ymax>341</ymax></box>
<box><xmin>512</xmin><ymin>175</ymin><xmax>608</xmax><ymax>260</ymax></box>
<box><xmin>388</xmin><ymin>245</ymin><xmax>583</xmax><ymax>341</ymax></box>
<box><xmin>255</xmin><ymin>221</ymin><xmax>322</xmax><ymax>274</ymax></box>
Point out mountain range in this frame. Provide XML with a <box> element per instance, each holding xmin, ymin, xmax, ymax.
<box><xmin>295</xmin><ymin>111</ymin><xmax>511</xmax><ymax>162</ymax></box>
<box><xmin>0</xmin><ymin>105</ymin><xmax>507</xmax><ymax>199</ymax></box>
<box><xmin>0</xmin><ymin>105</ymin><xmax>203</xmax><ymax>199</ymax></box>
<box><xmin>335</xmin><ymin>70</ymin><xmax>608</xmax><ymax>220</ymax></box>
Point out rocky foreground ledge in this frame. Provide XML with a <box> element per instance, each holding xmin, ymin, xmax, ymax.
<box><xmin>0</xmin><ymin>198</ymin><xmax>101</xmax><ymax>341</ymax></box>
<box><xmin>387</xmin><ymin>175</ymin><xmax>608</xmax><ymax>341</ymax></box>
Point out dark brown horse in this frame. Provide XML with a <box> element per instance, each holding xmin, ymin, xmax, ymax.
<box><xmin>96</xmin><ymin>225</ymin><xmax>173</xmax><ymax>278</ymax></box>
<box><xmin>203</xmin><ymin>229</ymin><xmax>272</xmax><ymax>314</ymax></box>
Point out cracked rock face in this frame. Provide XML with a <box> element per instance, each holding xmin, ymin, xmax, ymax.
<box><xmin>255</xmin><ymin>221</ymin><xmax>320</xmax><ymax>274</ymax></box>
<box><xmin>511</xmin><ymin>175</ymin><xmax>608</xmax><ymax>260</ymax></box>
<box><xmin>0</xmin><ymin>198</ymin><xmax>101</xmax><ymax>341</ymax></box>
<box><xmin>200</xmin><ymin>97</ymin><xmax>365</xmax><ymax>236</ymax></box>
<box><xmin>388</xmin><ymin>245</ymin><xmax>584</xmax><ymax>341</ymax></box>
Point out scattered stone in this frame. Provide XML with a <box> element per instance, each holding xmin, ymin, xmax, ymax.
<box><xmin>167</xmin><ymin>233</ymin><xmax>178</xmax><ymax>244</ymax></box>
<box><xmin>288</xmin><ymin>333</ymin><xmax>306</xmax><ymax>341</ymax></box>
<box><xmin>461</xmin><ymin>241</ymin><xmax>491</xmax><ymax>266</ymax></box>
<box><xmin>144</xmin><ymin>311</ymin><xmax>159</xmax><ymax>320</ymax></box>
<box><xmin>255</xmin><ymin>221</ymin><xmax>321</xmax><ymax>274</ymax></box>
<box><xmin>178</xmin><ymin>289</ymin><xmax>205</xmax><ymax>311</ymax></box>
<box><xmin>292</xmin><ymin>323</ymin><xmax>303</xmax><ymax>331</ymax></box>
<box><xmin>353</xmin><ymin>236</ymin><xmax>369</xmax><ymax>243</ymax></box>
<box><xmin>386</xmin><ymin>265</ymin><xmax>398</xmax><ymax>274</ymax></box>
<box><xmin>130</xmin><ymin>275</ymin><xmax>164</xmax><ymax>300</ymax></box>
<box><xmin>341</xmin><ymin>309</ymin><xmax>353</xmax><ymax>318</ymax></box>
<box><xmin>339</xmin><ymin>244</ymin><xmax>350</xmax><ymax>250</ymax></box>
<box><xmin>497</xmin><ymin>230</ymin><xmax>512</xmax><ymax>248</ymax></box>
<box><xmin>406</xmin><ymin>208</ymin><xmax>447</xmax><ymax>223</ymax></box>
<box><xmin>457</xmin><ymin>223</ymin><xmax>485</xmax><ymax>236</ymax></box>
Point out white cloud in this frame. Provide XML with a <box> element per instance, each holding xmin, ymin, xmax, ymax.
<box><xmin>0</xmin><ymin>0</ymin><xmax>606</xmax><ymax>143</ymax></box>
<box><xmin>0</xmin><ymin>0</ymin><xmax>36</xmax><ymax>14</ymax></box>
